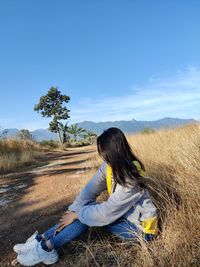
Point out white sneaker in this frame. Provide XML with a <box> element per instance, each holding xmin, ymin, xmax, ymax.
<box><xmin>17</xmin><ymin>241</ymin><xmax>59</xmax><ymax>266</ymax></box>
<box><xmin>13</xmin><ymin>231</ymin><xmax>39</xmax><ymax>253</ymax></box>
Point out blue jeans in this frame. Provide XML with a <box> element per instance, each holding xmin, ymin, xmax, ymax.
<box><xmin>43</xmin><ymin>217</ymin><xmax>143</xmax><ymax>250</ymax></box>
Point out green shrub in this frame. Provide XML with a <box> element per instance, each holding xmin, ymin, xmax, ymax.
<box><xmin>67</xmin><ymin>140</ymin><xmax>90</xmax><ymax>148</ymax></box>
<box><xmin>39</xmin><ymin>139</ymin><xmax>59</xmax><ymax>149</ymax></box>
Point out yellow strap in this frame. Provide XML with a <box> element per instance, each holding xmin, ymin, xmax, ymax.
<box><xmin>106</xmin><ymin>165</ymin><xmax>113</xmax><ymax>196</ymax></box>
<box><xmin>106</xmin><ymin>161</ymin><xmax>146</xmax><ymax>195</ymax></box>
<box><xmin>142</xmin><ymin>216</ymin><xmax>158</xmax><ymax>235</ymax></box>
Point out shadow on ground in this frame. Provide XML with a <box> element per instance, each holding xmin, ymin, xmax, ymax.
<box><xmin>0</xmin><ymin>148</ymin><xmax>97</xmax><ymax>264</ymax></box>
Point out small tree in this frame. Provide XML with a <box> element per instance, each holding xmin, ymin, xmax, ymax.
<box><xmin>34</xmin><ymin>87</ymin><xmax>70</xmax><ymax>145</ymax></box>
<box><xmin>59</xmin><ymin>122</ymin><xmax>70</xmax><ymax>144</ymax></box>
<box><xmin>18</xmin><ymin>129</ymin><xmax>33</xmax><ymax>140</ymax></box>
<box><xmin>67</xmin><ymin>124</ymin><xmax>86</xmax><ymax>141</ymax></box>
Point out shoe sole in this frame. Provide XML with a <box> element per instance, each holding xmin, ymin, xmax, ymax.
<box><xmin>17</xmin><ymin>255</ymin><xmax>59</xmax><ymax>266</ymax></box>
<box><xmin>43</xmin><ymin>258</ymin><xmax>59</xmax><ymax>265</ymax></box>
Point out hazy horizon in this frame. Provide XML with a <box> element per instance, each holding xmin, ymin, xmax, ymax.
<box><xmin>0</xmin><ymin>117</ymin><xmax>198</xmax><ymax>132</ymax></box>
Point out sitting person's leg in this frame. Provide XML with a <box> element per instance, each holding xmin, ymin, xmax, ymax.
<box><xmin>16</xmin><ymin>220</ymin><xmax>89</xmax><ymax>266</ymax></box>
<box><xmin>41</xmin><ymin>223</ymin><xmax>60</xmax><ymax>241</ymax></box>
<box><xmin>103</xmin><ymin>217</ymin><xmax>141</xmax><ymax>240</ymax></box>
<box><xmin>42</xmin><ymin>219</ymin><xmax>89</xmax><ymax>250</ymax></box>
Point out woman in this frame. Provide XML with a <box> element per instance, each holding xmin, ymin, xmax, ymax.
<box><xmin>13</xmin><ymin>127</ymin><xmax>158</xmax><ymax>266</ymax></box>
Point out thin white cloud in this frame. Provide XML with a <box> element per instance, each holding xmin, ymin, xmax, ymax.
<box><xmin>70</xmin><ymin>66</ymin><xmax>200</xmax><ymax>122</ymax></box>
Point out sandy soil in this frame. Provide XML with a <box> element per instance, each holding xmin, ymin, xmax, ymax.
<box><xmin>0</xmin><ymin>146</ymin><xmax>97</xmax><ymax>265</ymax></box>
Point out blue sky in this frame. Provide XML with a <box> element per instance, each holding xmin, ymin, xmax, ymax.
<box><xmin>0</xmin><ymin>0</ymin><xmax>200</xmax><ymax>130</ymax></box>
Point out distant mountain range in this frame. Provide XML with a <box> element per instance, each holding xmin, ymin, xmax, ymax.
<box><xmin>77</xmin><ymin>117</ymin><xmax>198</xmax><ymax>135</ymax></box>
<box><xmin>0</xmin><ymin>117</ymin><xmax>198</xmax><ymax>141</ymax></box>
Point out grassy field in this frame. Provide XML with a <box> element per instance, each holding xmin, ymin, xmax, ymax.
<box><xmin>127</xmin><ymin>124</ymin><xmax>200</xmax><ymax>267</ymax></box>
<box><xmin>0</xmin><ymin>139</ymin><xmax>46</xmax><ymax>173</ymax></box>
<box><xmin>1</xmin><ymin>124</ymin><xmax>199</xmax><ymax>266</ymax></box>
<box><xmin>65</xmin><ymin>123</ymin><xmax>200</xmax><ymax>267</ymax></box>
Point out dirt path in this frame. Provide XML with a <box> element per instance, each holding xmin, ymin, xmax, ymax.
<box><xmin>0</xmin><ymin>146</ymin><xmax>96</xmax><ymax>264</ymax></box>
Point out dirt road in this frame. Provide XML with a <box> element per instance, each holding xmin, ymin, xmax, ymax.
<box><xmin>0</xmin><ymin>146</ymin><xmax>96</xmax><ymax>264</ymax></box>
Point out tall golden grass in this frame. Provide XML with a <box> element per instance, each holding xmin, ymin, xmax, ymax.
<box><xmin>127</xmin><ymin>123</ymin><xmax>200</xmax><ymax>267</ymax></box>
<box><xmin>64</xmin><ymin>124</ymin><xmax>200</xmax><ymax>267</ymax></box>
<box><xmin>0</xmin><ymin>139</ymin><xmax>45</xmax><ymax>173</ymax></box>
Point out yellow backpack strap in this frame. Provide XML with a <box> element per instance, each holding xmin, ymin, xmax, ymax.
<box><xmin>106</xmin><ymin>165</ymin><xmax>113</xmax><ymax>196</ymax></box>
<box><xmin>106</xmin><ymin>161</ymin><xmax>145</xmax><ymax>196</ymax></box>
<box><xmin>133</xmin><ymin>160</ymin><xmax>146</xmax><ymax>177</ymax></box>
<box><xmin>142</xmin><ymin>216</ymin><xmax>158</xmax><ymax>235</ymax></box>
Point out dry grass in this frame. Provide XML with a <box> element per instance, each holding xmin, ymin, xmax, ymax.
<box><xmin>61</xmin><ymin>124</ymin><xmax>200</xmax><ymax>267</ymax></box>
<box><xmin>0</xmin><ymin>139</ymin><xmax>46</xmax><ymax>173</ymax></box>
<box><xmin>127</xmin><ymin>124</ymin><xmax>200</xmax><ymax>267</ymax></box>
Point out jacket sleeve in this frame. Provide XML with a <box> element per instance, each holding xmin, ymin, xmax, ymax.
<box><xmin>77</xmin><ymin>184</ymin><xmax>143</xmax><ymax>226</ymax></box>
<box><xmin>68</xmin><ymin>162</ymin><xmax>107</xmax><ymax>213</ymax></box>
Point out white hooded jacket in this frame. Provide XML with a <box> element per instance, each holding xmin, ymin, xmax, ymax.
<box><xmin>68</xmin><ymin>162</ymin><xmax>158</xmax><ymax>234</ymax></box>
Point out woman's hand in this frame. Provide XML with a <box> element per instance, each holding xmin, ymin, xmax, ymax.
<box><xmin>55</xmin><ymin>211</ymin><xmax>78</xmax><ymax>234</ymax></box>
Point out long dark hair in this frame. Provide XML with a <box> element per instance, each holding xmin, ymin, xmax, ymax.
<box><xmin>97</xmin><ymin>127</ymin><xmax>146</xmax><ymax>188</ymax></box>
